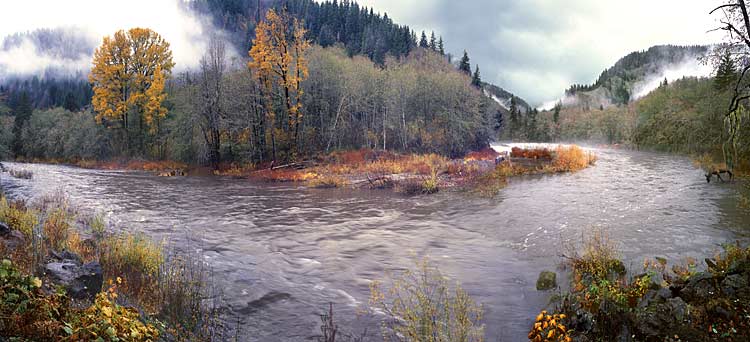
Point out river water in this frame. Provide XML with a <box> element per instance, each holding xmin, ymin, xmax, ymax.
<box><xmin>1</xmin><ymin>145</ymin><xmax>749</xmax><ymax>341</ymax></box>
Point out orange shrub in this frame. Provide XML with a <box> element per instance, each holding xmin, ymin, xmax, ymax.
<box><xmin>552</xmin><ymin>146</ymin><xmax>596</xmax><ymax>172</ymax></box>
<box><xmin>510</xmin><ymin>147</ymin><xmax>552</xmax><ymax>160</ymax></box>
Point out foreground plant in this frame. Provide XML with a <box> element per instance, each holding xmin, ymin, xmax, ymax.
<box><xmin>528</xmin><ymin>310</ymin><xmax>571</xmax><ymax>342</ymax></box>
<box><xmin>64</xmin><ymin>277</ymin><xmax>160</xmax><ymax>341</ymax></box>
<box><xmin>369</xmin><ymin>258</ymin><xmax>484</xmax><ymax>342</ymax></box>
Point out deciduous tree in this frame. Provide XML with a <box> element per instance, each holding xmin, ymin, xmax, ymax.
<box><xmin>89</xmin><ymin>28</ymin><xmax>174</xmax><ymax>155</ymax></box>
<box><xmin>249</xmin><ymin>9</ymin><xmax>311</xmax><ymax>161</ymax></box>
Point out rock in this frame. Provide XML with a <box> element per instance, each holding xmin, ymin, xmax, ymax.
<box><xmin>536</xmin><ymin>270</ymin><xmax>557</xmax><ymax>290</ymax></box>
<box><xmin>681</xmin><ymin>272</ymin><xmax>717</xmax><ymax>301</ymax></box>
<box><xmin>45</xmin><ymin>261</ymin><xmax>103</xmax><ymax>300</ymax></box>
<box><xmin>727</xmin><ymin>259</ymin><xmax>750</xmax><ymax>275</ymax></box>
<box><xmin>0</xmin><ymin>222</ymin><xmax>11</xmax><ymax>236</ymax></box>
<box><xmin>721</xmin><ymin>273</ymin><xmax>748</xmax><ymax>298</ymax></box>
<box><xmin>50</xmin><ymin>250</ymin><xmax>82</xmax><ymax>263</ymax></box>
<box><xmin>0</xmin><ymin>230</ymin><xmax>26</xmax><ymax>251</ymax></box>
<box><xmin>667</xmin><ymin>297</ymin><xmax>688</xmax><ymax>321</ymax></box>
<box><xmin>656</xmin><ymin>287</ymin><xmax>673</xmax><ymax>301</ymax></box>
<box><xmin>635</xmin><ymin>297</ymin><xmax>689</xmax><ymax>338</ymax></box>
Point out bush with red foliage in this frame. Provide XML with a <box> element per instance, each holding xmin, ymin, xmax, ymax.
<box><xmin>464</xmin><ymin>148</ymin><xmax>500</xmax><ymax>161</ymax></box>
<box><xmin>510</xmin><ymin>147</ymin><xmax>552</xmax><ymax>160</ymax></box>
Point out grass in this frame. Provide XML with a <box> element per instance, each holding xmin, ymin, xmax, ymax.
<box><xmin>0</xmin><ymin>192</ymin><xmax>230</xmax><ymax>341</ymax></box>
<box><xmin>8</xmin><ymin>168</ymin><xmax>33</xmax><ymax>179</ymax></box>
<box><xmin>368</xmin><ymin>258</ymin><xmax>484</xmax><ymax>342</ymax></box>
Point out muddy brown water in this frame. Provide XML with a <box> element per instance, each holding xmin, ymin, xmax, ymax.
<box><xmin>2</xmin><ymin>145</ymin><xmax>749</xmax><ymax>341</ymax></box>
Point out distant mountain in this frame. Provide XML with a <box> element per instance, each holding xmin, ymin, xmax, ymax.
<box><xmin>564</xmin><ymin>45</ymin><xmax>710</xmax><ymax>109</ymax></box>
<box><xmin>482</xmin><ymin>82</ymin><xmax>530</xmax><ymax>113</ymax></box>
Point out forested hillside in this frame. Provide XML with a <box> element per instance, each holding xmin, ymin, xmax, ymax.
<box><xmin>0</xmin><ymin>6</ymin><xmax>500</xmax><ymax>166</ymax></box>
<box><xmin>565</xmin><ymin>45</ymin><xmax>708</xmax><ymax>107</ymax></box>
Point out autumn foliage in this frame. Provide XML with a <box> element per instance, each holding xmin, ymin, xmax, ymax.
<box><xmin>249</xmin><ymin>9</ymin><xmax>311</xmax><ymax>161</ymax></box>
<box><xmin>510</xmin><ymin>147</ymin><xmax>552</xmax><ymax>160</ymax></box>
<box><xmin>89</xmin><ymin>28</ymin><xmax>175</xmax><ymax>154</ymax></box>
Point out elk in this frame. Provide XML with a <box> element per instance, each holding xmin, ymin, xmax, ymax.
<box><xmin>706</xmin><ymin>168</ymin><xmax>733</xmax><ymax>183</ymax></box>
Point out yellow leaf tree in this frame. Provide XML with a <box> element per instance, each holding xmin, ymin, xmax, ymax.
<box><xmin>89</xmin><ymin>28</ymin><xmax>175</xmax><ymax>155</ymax></box>
<box><xmin>249</xmin><ymin>9</ymin><xmax>310</xmax><ymax>161</ymax></box>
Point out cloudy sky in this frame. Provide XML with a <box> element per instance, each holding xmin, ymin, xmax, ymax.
<box><xmin>0</xmin><ymin>0</ymin><xmax>726</xmax><ymax>105</ymax></box>
<box><xmin>359</xmin><ymin>0</ymin><xmax>724</xmax><ymax>105</ymax></box>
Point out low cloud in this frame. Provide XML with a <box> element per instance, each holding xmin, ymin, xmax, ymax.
<box><xmin>0</xmin><ymin>0</ymin><xmax>233</xmax><ymax>78</ymax></box>
<box><xmin>631</xmin><ymin>56</ymin><xmax>713</xmax><ymax>100</ymax></box>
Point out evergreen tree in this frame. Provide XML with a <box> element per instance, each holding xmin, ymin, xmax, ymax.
<box><xmin>12</xmin><ymin>92</ymin><xmax>32</xmax><ymax>157</ymax></box>
<box><xmin>508</xmin><ymin>96</ymin><xmax>519</xmax><ymax>140</ymax></box>
<box><xmin>437</xmin><ymin>36</ymin><xmax>445</xmax><ymax>55</ymax></box>
<box><xmin>715</xmin><ymin>49</ymin><xmax>737</xmax><ymax>91</ymax></box>
<box><xmin>494</xmin><ymin>109</ymin><xmax>503</xmax><ymax>131</ymax></box>
<box><xmin>459</xmin><ymin>50</ymin><xmax>471</xmax><ymax>75</ymax></box>
<box><xmin>63</xmin><ymin>93</ymin><xmax>79</xmax><ymax>112</ymax></box>
<box><xmin>429</xmin><ymin>31</ymin><xmax>437</xmax><ymax>51</ymax></box>
<box><xmin>419</xmin><ymin>31</ymin><xmax>428</xmax><ymax>48</ymax></box>
<box><xmin>471</xmin><ymin>65</ymin><xmax>482</xmax><ymax>88</ymax></box>
<box><xmin>553</xmin><ymin>101</ymin><xmax>561</xmax><ymax>124</ymax></box>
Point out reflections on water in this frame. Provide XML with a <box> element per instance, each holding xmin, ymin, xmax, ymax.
<box><xmin>2</xmin><ymin>146</ymin><xmax>748</xmax><ymax>341</ymax></box>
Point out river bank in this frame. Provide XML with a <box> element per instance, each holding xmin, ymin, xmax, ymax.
<box><xmin>1</xmin><ymin>146</ymin><xmax>747</xmax><ymax>341</ymax></box>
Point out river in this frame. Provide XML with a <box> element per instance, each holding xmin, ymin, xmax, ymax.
<box><xmin>1</xmin><ymin>145</ymin><xmax>748</xmax><ymax>341</ymax></box>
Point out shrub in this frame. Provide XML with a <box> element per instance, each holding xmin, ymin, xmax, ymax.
<box><xmin>0</xmin><ymin>197</ymin><xmax>38</xmax><ymax>237</ymax></box>
<box><xmin>309</xmin><ymin>175</ymin><xmax>349</xmax><ymax>188</ymax></box>
<box><xmin>511</xmin><ymin>147</ymin><xmax>552</xmax><ymax>160</ymax></box>
<box><xmin>64</xmin><ymin>278</ymin><xmax>160</xmax><ymax>341</ymax></box>
<box><xmin>528</xmin><ymin>310</ymin><xmax>571</xmax><ymax>342</ymax></box>
<box><xmin>99</xmin><ymin>234</ymin><xmax>164</xmax><ymax>313</ymax></box>
<box><xmin>0</xmin><ymin>259</ymin><xmax>68</xmax><ymax>340</ymax></box>
<box><xmin>369</xmin><ymin>258</ymin><xmax>484</xmax><ymax>342</ymax></box>
<box><xmin>552</xmin><ymin>146</ymin><xmax>596</xmax><ymax>172</ymax></box>
<box><xmin>43</xmin><ymin>208</ymin><xmax>73</xmax><ymax>251</ymax></box>
<box><xmin>8</xmin><ymin>168</ymin><xmax>33</xmax><ymax>179</ymax></box>
<box><xmin>157</xmin><ymin>250</ymin><xmax>226</xmax><ymax>341</ymax></box>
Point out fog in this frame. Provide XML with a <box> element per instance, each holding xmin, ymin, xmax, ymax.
<box><xmin>0</xmin><ymin>0</ymin><xmax>231</xmax><ymax>78</ymax></box>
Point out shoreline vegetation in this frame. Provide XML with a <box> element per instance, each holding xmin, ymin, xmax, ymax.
<box><xmin>0</xmin><ymin>191</ymin><xmax>228</xmax><ymax>341</ymax></box>
<box><xmin>10</xmin><ymin>144</ymin><xmax>598</xmax><ymax>197</ymax></box>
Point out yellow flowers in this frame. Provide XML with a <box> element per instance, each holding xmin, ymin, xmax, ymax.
<box><xmin>528</xmin><ymin>310</ymin><xmax>571</xmax><ymax>342</ymax></box>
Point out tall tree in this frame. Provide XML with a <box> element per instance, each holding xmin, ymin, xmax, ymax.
<box><xmin>437</xmin><ymin>36</ymin><xmax>445</xmax><ymax>55</ymax></box>
<box><xmin>89</xmin><ymin>28</ymin><xmax>174</xmax><ymax>155</ymax></box>
<box><xmin>471</xmin><ymin>65</ymin><xmax>482</xmax><ymax>88</ymax></box>
<box><xmin>429</xmin><ymin>31</ymin><xmax>437</xmax><ymax>51</ymax></box>
<box><xmin>715</xmin><ymin>48</ymin><xmax>737</xmax><ymax>91</ymax></box>
<box><xmin>419</xmin><ymin>31</ymin><xmax>429</xmax><ymax>48</ymax></box>
<box><xmin>459</xmin><ymin>50</ymin><xmax>471</xmax><ymax>74</ymax></box>
<box><xmin>198</xmin><ymin>37</ymin><xmax>227</xmax><ymax>169</ymax></box>
<box><xmin>249</xmin><ymin>9</ymin><xmax>311</xmax><ymax>161</ymax></box>
<box><xmin>710</xmin><ymin>1</ymin><xmax>750</xmax><ymax>168</ymax></box>
<box><xmin>11</xmin><ymin>91</ymin><xmax>32</xmax><ymax>157</ymax></box>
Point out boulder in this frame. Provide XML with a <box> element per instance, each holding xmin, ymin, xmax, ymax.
<box><xmin>50</xmin><ymin>250</ymin><xmax>82</xmax><ymax>264</ymax></box>
<box><xmin>536</xmin><ymin>270</ymin><xmax>557</xmax><ymax>290</ymax></box>
<box><xmin>0</xmin><ymin>222</ymin><xmax>10</xmax><ymax>236</ymax></box>
<box><xmin>0</xmin><ymin>229</ymin><xmax>25</xmax><ymax>252</ymax></box>
<box><xmin>681</xmin><ymin>272</ymin><xmax>717</xmax><ymax>302</ymax></box>
<box><xmin>721</xmin><ymin>273</ymin><xmax>749</xmax><ymax>298</ymax></box>
<box><xmin>45</xmin><ymin>260</ymin><xmax>103</xmax><ymax>300</ymax></box>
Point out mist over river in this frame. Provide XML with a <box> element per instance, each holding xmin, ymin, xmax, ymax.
<box><xmin>2</xmin><ymin>145</ymin><xmax>748</xmax><ymax>341</ymax></box>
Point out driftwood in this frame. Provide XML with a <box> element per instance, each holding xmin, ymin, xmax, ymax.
<box><xmin>250</xmin><ymin>161</ymin><xmax>311</xmax><ymax>174</ymax></box>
